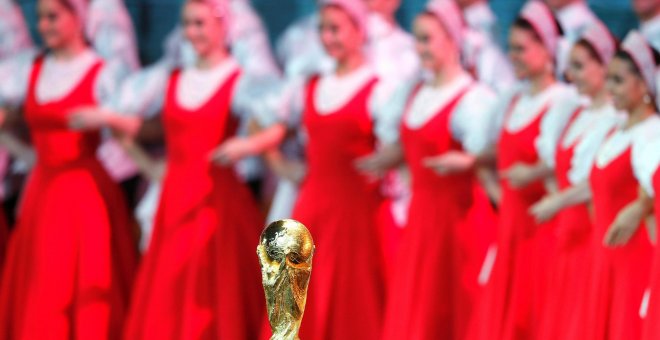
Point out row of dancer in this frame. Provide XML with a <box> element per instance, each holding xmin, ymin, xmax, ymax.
<box><xmin>0</xmin><ymin>0</ymin><xmax>660</xmax><ymax>339</ymax></box>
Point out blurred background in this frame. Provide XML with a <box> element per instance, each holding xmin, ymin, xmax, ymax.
<box><xmin>14</xmin><ymin>0</ymin><xmax>641</xmax><ymax>65</ymax></box>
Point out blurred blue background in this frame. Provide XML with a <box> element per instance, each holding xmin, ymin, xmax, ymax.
<box><xmin>15</xmin><ymin>0</ymin><xmax>641</xmax><ymax>65</ymax></box>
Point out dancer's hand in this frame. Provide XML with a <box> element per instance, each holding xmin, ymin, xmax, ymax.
<box><xmin>275</xmin><ymin>159</ymin><xmax>307</xmax><ymax>185</ymax></box>
<box><xmin>355</xmin><ymin>144</ymin><xmax>402</xmax><ymax>178</ymax></box>
<box><xmin>529</xmin><ymin>194</ymin><xmax>562</xmax><ymax>223</ymax></box>
<box><xmin>209</xmin><ymin>137</ymin><xmax>255</xmax><ymax>166</ymax></box>
<box><xmin>69</xmin><ymin>106</ymin><xmax>107</xmax><ymax>130</ymax></box>
<box><xmin>603</xmin><ymin>203</ymin><xmax>645</xmax><ymax>247</ymax></box>
<box><xmin>500</xmin><ymin>163</ymin><xmax>536</xmax><ymax>188</ymax></box>
<box><xmin>423</xmin><ymin>151</ymin><xmax>476</xmax><ymax>175</ymax></box>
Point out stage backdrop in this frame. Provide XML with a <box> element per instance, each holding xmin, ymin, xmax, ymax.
<box><xmin>15</xmin><ymin>0</ymin><xmax>639</xmax><ymax>66</ymax></box>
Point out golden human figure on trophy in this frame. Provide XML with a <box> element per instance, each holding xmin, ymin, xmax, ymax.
<box><xmin>258</xmin><ymin>219</ymin><xmax>315</xmax><ymax>340</ymax></box>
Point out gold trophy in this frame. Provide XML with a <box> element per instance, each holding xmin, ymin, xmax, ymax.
<box><xmin>257</xmin><ymin>219</ymin><xmax>315</xmax><ymax>340</ymax></box>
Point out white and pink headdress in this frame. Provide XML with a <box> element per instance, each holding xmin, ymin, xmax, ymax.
<box><xmin>621</xmin><ymin>31</ymin><xmax>658</xmax><ymax>97</ymax></box>
<box><xmin>425</xmin><ymin>0</ymin><xmax>465</xmax><ymax>47</ymax></box>
<box><xmin>319</xmin><ymin>0</ymin><xmax>369</xmax><ymax>36</ymax></box>
<box><xmin>519</xmin><ymin>0</ymin><xmax>561</xmax><ymax>56</ymax></box>
<box><xmin>579</xmin><ymin>20</ymin><xmax>616</xmax><ymax>66</ymax></box>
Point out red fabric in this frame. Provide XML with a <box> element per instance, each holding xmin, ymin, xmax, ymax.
<box><xmin>286</xmin><ymin>75</ymin><xmax>385</xmax><ymax>340</ymax></box>
<box><xmin>382</xmin><ymin>83</ymin><xmax>496</xmax><ymax>340</ymax></box>
<box><xmin>124</xmin><ymin>69</ymin><xmax>264</xmax><ymax>340</ymax></box>
<box><xmin>0</xmin><ymin>55</ymin><xmax>138</xmax><ymax>339</ymax></box>
<box><xmin>473</xmin><ymin>95</ymin><xmax>555</xmax><ymax>340</ymax></box>
<box><xmin>642</xmin><ymin>167</ymin><xmax>660</xmax><ymax>340</ymax></box>
<box><xmin>586</xmin><ymin>141</ymin><xmax>652</xmax><ymax>340</ymax></box>
<box><xmin>0</xmin><ymin>210</ymin><xmax>7</xmax><ymax>271</ymax></box>
<box><xmin>536</xmin><ymin>108</ymin><xmax>594</xmax><ymax>340</ymax></box>
<box><xmin>376</xmin><ymin>171</ymin><xmax>406</xmax><ymax>281</ymax></box>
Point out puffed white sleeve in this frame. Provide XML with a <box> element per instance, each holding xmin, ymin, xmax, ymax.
<box><xmin>110</xmin><ymin>62</ymin><xmax>170</xmax><ymax>118</ymax></box>
<box><xmin>232</xmin><ymin>73</ymin><xmax>307</xmax><ymax>133</ymax></box>
<box><xmin>632</xmin><ymin>117</ymin><xmax>660</xmax><ymax>197</ymax></box>
<box><xmin>371</xmin><ymin>79</ymin><xmax>414</xmax><ymax>145</ymax></box>
<box><xmin>0</xmin><ymin>51</ymin><xmax>34</xmax><ymax>108</ymax></box>
<box><xmin>535</xmin><ymin>87</ymin><xmax>581</xmax><ymax>168</ymax></box>
<box><xmin>450</xmin><ymin>85</ymin><xmax>498</xmax><ymax>155</ymax></box>
<box><xmin>95</xmin><ymin>59</ymin><xmax>131</xmax><ymax>110</ymax></box>
<box><xmin>567</xmin><ymin>112</ymin><xmax>624</xmax><ymax>185</ymax></box>
<box><xmin>231</xmin><ymin>73</ymin><xmax>289</xmax><ymax>127</ymax></box>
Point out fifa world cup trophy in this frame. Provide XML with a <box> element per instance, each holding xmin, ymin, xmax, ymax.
<box><xmin>257</xmin><ymin>219</ymin><xmax>315</xmax><ymax>340</ymax></box>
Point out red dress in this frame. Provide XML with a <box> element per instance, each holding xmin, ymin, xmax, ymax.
<box><xmin>383</xmin><ymin>84</ymin><xmax>496</xmax><ymax>340</ymax></box>
<box><xmin>536</xmin><ymin>108</ymin><xmax>593</xmax><ymax>340</ymax></box>
<box><xmin>124</xmin><ymin>69</ymin><xmax>264</xmax><ymax>340</ymax></box>
<box><xmin>643</xmin><ymin>167</ymin><xmax>660</xmax><ymax>340</ymax></box>
<box><xmin>473</xmin><ymin>95</ymin><xmax>555</xmax><ymax>340</ymax></box>
<box><xmin>586</xmin><ymin>137</ymin><xmax>652</xmax><ymax>340</ymax></box>
<box><xmin>0</xmin><ymin>55</ymin><xmax>138</xmax><ymax>339</ymax></box>
<box><xmin>291</xmin><ymin>75</ymin><xmax>386</xmax><ymax>340</ymax></box>
<box><xmin>0</xmin><ymin>210</ymin><xmax>7</xmax><ymax>269</ymax></box>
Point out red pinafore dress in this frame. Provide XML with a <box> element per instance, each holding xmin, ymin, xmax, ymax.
<box><xmin>642</xmin><ymin>165</ymin><xmax>660</xmax><ymax>340</ymax></box>
<box><xmin>536</xmin><ymin>108</ymin><xmax>594</xmax><ymax>340</ymax></box>
<box><xmin>474</xmin><ymin>94</ymin><xmax>555</xmax><ymax>340</ymax></box>
<box><xmin>0</xmin><ymin>209</ymin><xmax>7</xmax><ymax>270</ymax></box>
<box><xmin>586</xmin><ymin>129</ymin><xmax>652</xmax><ymax>340</ymax></box>
<box><xmin>291</xmin><ymin>75</ymin><xmax>386</xmax><ymax>340</ymax></box>
<box><xmin>0</xmin><ymin>54</ymin><xmax>138</xmax><ymax>339</ymax></box>
<box><xmin>124</xmin><ymin>68</ymin><xmax>264</xmax><ymax>340</ymax></box>
<box><xmin>383</xmin><ymin>83</ymin><xmax>496</xmax><ymax>340</ymax></box>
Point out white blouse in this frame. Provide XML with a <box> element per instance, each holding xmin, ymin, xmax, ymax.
<box><xmin>566</xmin><ymin>104</ymin><xmax>623</xmax><ymax>184</ymax></box>
<box><xmin>493</xmin><ymin>83</ymin><xmax>581</xmax><ymax>167</ymax></box>
<box><xmin>282</xmin><ymin>64</ymin><xmax>401</xmax><ymax>145</ymax></box>
<box><xmin>115</xmin><ymin>57</ymin><xmax>277</xmax><ymax>127</ymax></box>
<box><xmin>595</xmin><ymin>115</ymin><xmax>660</xmax><ymax>170</ymax></box>
<box><xmin>632</xmin><ymin>115</ymin><xmax>660</xmax><ymax>196</ymax></box>
<box><xmin>0</xmin><ymin>49</ymin><xmax>125</xmax><ymax>110</ymax></box>
<box><xmin>0</xmin><ymin>1</ymin><xmax>34</xmax><ymax>61</ymax></box>
<box><xmin>367</xmin><ymin>13</ymin><xmax>421</xmax><ymax>84</ymax></box>
<box><xmin>403</xmin><ymin>73</ymin><xmax>497</xmax><ymax>155</ymax></box>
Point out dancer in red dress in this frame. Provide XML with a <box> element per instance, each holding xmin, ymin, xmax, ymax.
<box><xmin>472</xmin><ymin>2</ymin><xmax>582</xmax><ymax>339</ymax></box>
<box><xmin>266</xmin><ymin>1</ymin><xmax>402</xmax><ymax>339</ymax></box>
<box><xmin>382</xmin><ymin>1</ymin><xmax>497</xmax><ymax>339</ymax></box>
<box><xmin>70</xmin><ymin>1</ymin><xmax>286</xmax><ymax>339</ymax></box>
<box><xmin>0</xmin><ymin>0</ymin><xmax>138</xmax><ymax>338</ymax></box>
<box><xmin>635</xmin><ymin>117</ymin><xmax>660</xmax><ymax>340</ymax></box>
<box><xmin>532</xmin><ymin>21</ymin><xmax>621</xmax><ymax>340</ymax></box>
<box><xmin>587</xmin><ymin>32</ymin><xmax>659</xmax><ymax>340</ymax></box>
